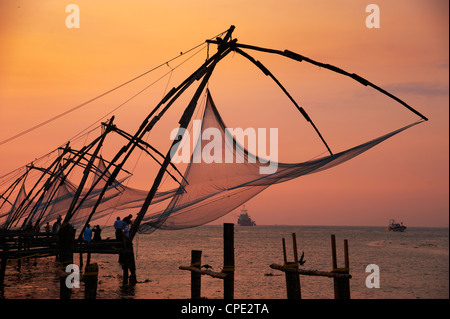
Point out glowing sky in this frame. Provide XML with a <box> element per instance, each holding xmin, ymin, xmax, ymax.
<box><xmin>0</xmin><ymin>0</ymin><xmax>448</xmax><ymax>227</ymax></box>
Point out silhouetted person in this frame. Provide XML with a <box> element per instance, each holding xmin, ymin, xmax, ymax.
<box><xmin>123</xmin><ymin>214</ymin><xmax>132</xmax><ymax>225</ymax></box>
<box><xmin>114</xmin><ymin>217</ymin><xmax>126</xmax><ymax>241</ymax></box>
<box><xmin>34</xmin><ymin>221</ymin><xmax>41</xmax><ymax>233</ymax></box>
<box><xmin>52</xmin><ymin>216</ymin><xmax>61</xmax><ymax>234</ymax></box>
<box><xmin>92</xmin><ymin>225</ymin><xmax>102</xmax><ymax>241</ymax></box>
<box><xmin>83</xmin><ymin>224</ymin><xmax>92</xmax><ymax>244</ymax></box>
<box><xmin>123</xmin><ymin>224</ymin><xmax>130</xmax><ymax>239</ymax></box>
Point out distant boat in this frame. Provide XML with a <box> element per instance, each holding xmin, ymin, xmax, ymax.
<box><xmin>237</xmin><ymin>206</ymin><xmax>256</xmax><ymax>226</ymax></box>
<box><xmin>386</xmin><ymin>219</ymin><xmax>406</xmax><ymax>232</ymax></box>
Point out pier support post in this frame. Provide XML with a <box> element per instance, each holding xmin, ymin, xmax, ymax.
<box><xmin>84</xmin><ymin>262</ymin><xmax>99</xmax><ymax>299</ymax></box>
<box><xmin>223</xmin><ymin>223</ymin><xmax>234</xmax><ymax>299</ymax></box>
<box><xmin>58</xmin><ymin>223</ymin><xmax>75</xmax><ymax>299</ymax></box>
<box><xmin>331</xmin><ymin>235</ymin><xmax>351</xmax><ymax>299</ymax></box>
<box><xmin>121</xmin><ymin>239</ymin><xmax>137</xmax><ymax>285</ymax></box>
<box><xmin>285</xmin><ymin>262</ymin><xmax>301</xmax><ymax>299</ymax></box>
<box><xmin>283</xmin><ymin>233</ymin><xmax>301</xmax><ymax>299</ymax></box>
<box><xmin>0</xmin><ymin>244</ymin><xmax>8</xmax><ymax>295</ymax></box>
<box><xmin>191</xmin><ymin>250</ymin><xmax>202</xmax><ymax>299</ymax></box>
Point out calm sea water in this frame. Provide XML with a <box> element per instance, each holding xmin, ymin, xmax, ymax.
<box><xmin>1</xmin><ymin>225</ymin><xmax>448</xmax><ymax>299</ymax></box>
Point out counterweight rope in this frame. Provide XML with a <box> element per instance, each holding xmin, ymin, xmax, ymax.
<box><xmin>0</xmin><ymin>29</ymin><xmax>229</xmax><ymax>147</ymax></box>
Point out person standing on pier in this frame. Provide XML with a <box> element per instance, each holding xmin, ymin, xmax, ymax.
<box><xmin>114</xmin><ymin>217</ymin><xmax>126</xmax><ymax>241</ymax></box>
<box><xmin>122</xmin><ymin>214</ymin><xmax>132</xmax><ymax>226</ymax></box>
<box><xmin>83</xmin><ymin>224</ymin><xmax>93</xmax><ymax>244</ymax></box>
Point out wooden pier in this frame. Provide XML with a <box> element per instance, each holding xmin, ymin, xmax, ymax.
<box><xmin>0</xmin><ymin>227</ymin><xmax>136</xmax><ymax>298</ymax></box>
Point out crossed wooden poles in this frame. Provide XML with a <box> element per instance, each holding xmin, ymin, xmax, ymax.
<box><xmin>179</xmin><ymin>224</ymin><xmax>351</xmax><ymax>299</ymax></box>
<box><xmin>270</xmin><ymin>233</ymin><xmax>351</xmax><ymax>299</ymax></box>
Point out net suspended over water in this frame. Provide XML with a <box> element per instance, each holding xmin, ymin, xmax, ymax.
<box><xmin>0</xmin><ymin>26</ymin><xmax>428</xmax><ymax>237</ymax></box>
<box><xmin>138</xmin><ymin>90</ymin><xmax>422</xmax><ymax>233</ymax></box>
<box><xmin>0</xmin><ymin>90</ymin><xmax>421</xmax><ymax>233</ymax></box>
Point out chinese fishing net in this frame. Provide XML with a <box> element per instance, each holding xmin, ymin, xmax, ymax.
<box><xmin>0</xmin><ymin>90</ymin><xmax>422</xmax><ymax>233</ymax></box>
<box><xmin>136</xmin><ymin>90</ymin><xmax>422</xmax><ymax>233</ymax></box>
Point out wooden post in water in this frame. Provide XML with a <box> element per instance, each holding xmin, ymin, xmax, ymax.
<box><xmin>79</xmin><ymin>253</ymin><xmax>83</xmax><ymax>272</ymax></box>
<box><xmin>331</xmin><ymin>234</ymin><xmax>337</xmax><ymax>270</ymax></box>
<box><xmin>282</xmin><ymin>238</ymin><xmax>288</xmax><ymax>265</ymax></box>
<box><xmin>121</xmin><ymin>239</ymin><xmax>137</xmax><ymax>285</ymax></box>
<box><xmin>331</xmin><ymin>234</ymin><xmax>351</xmax><ymax>299</ymax></box>
<box><xmin>58</xmin><ymin>223</ymin><xmax>75</xmax><ymax>299</ymax></box>
<box><xmin>223</xmin><ymin>223</ymin><xmax>234</xmax><ymax>299</ymax></box>
<box><xmin>84</xmin><ymin>262</ymin><xmax>99</xmax><ymax>299</ymax></box>
<box><xmin>191</xmin><ymin>250</ymin><xmax>202</xmax><ymax>299</ymax></box>
<box><xmin>0</xmin><ymin>244</ymin><xmax>8</xmax><ymax>294</ymax></box>
<box><xmin>283</xmin><ymin>233</ymin><xmax>301</xmax><ymax>299</ymax></box>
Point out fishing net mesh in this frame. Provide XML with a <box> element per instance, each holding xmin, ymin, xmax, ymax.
<box><xmin>0</xmin><ymin>90</ymin><xmax>421</xmax><ymax>234</ymax></box>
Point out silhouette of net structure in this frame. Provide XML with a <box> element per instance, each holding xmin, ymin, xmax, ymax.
<box><xmin>0</xmin><ymin>26</ymin><xmax>427</xmax><ymax>237</ymax></box>
<box><xmin>0</xmin><ymin>91</ymin><xmax>421</xmax><ymax>234</ymax></box>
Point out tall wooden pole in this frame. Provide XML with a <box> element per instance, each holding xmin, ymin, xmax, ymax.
<box><xmin>331</xmin><ymin>234</ymin><xmax>337</xmax><ymax>269</ymax></box>
<box><xmin>344</xmin><ymin>239</ymin><xmax>349</xmax><ymax>269</ymax></box>
<box><xmin>0</xmin><ymin>244</ymin><xmax>8</xmax><ymax>295</ymax></box>
<box><xmin>223</xmin><ymin>223</ymin><xmax>234</xmax><ymax>299</ymax></box>
<box><xmin>191</xmin><ymin>250</ymin><xmax>202</xmax><ymax>299</ymax></box>
<box><xmin>284</xmin><ymin>233</ymin><xmax>301</xmax><ymax>299</ymax></box>
<box><xmin>80</xmin><ymin>27</ymin><xmax>235</xmax><ymax>239</ymax></box>
<box><xmin>129</xmin><ymin>42</ymin><xmax>233</xmax><ymax>240</ymax></box>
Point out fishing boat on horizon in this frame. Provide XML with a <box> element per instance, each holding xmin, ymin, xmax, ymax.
<box><xmin>237</xmin><ymin>206</ymin><xmax>256</xmax><ymax>226</ymax></box>
<box><xmin>386</xmin><ymin>219</ymin><xmax>407</xmax><ymax>232</ymax></box>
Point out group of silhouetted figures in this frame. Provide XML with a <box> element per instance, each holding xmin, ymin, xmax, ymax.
<box><xmin>21</xmin><ymin>214</ymin><xmax>133</xmax><ymax>246</ymax></box>
<box><xmin>80</xmin><ymin>214</ymin><xmax>133</xmax><ymax>244</ymax></box>
<box><xmin>82</xmin><ymin>224</ymin><xmax>102</xmax><ymax>244</ymax></box>
<box><xmin>113</xmin><ymin>214</ymin><xmax>133</xmax><ymax>241</ymax></box>
<box><xmin>23</xmin><ymin>214</ymin><xmax>63</xmax><ymax>236</ymax></box>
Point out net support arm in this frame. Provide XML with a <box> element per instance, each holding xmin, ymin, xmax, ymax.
<box><xmin>129</xmin><ymin>44</ymin><xmax>233</xmax><ymax>240</ymax></box>
<box><xmin>206</xmin><ymin>40</ymin><xmax>428</xmax><ymax>122</ymax></box>
<box><xmin>112</xmin><ymin>126</ymin><xmax>188</xmax><ymax>189</ymax></box>
<box><xmin>234</xmin><ymin>47</ymin><xmax>333</xmax><ymax>155</ymax></box>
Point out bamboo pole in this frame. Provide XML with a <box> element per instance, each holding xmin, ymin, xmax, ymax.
<box><xmin>344</xmin><ymin>239</ymin><xmax>349</xmax><ymax>269</ymax></box>
<box><xmin>270</xmin><ymin>264</ymin><xmax>352</xmax><ymax>279</ymax></box>
<box><xmin>0</xmin><ymin>245</ymin><xmax>8</xmax><ymax>294</ymax></box>
<box><xmin>223</xmin><ymin>223</ymin><xmax>234</xmax><ymax>299</ymax></box>
<box><xmin>292</xmin><ymin>233</ymin><xmax>298</xmax><ymax>266</ymax></box>
<box><xmin>283</xmin><ymin>233</ymin><xmax>301</xmax><ymax>299</ymax></box>
<box><xmin>58</xmin><ymin>223</ymin><xmax>75</xmax><ymax>299</ymax></box>
<box><xmin>84</xmin><ymin>262</ymin><xmax>98</xmax><ymax>299</ymax></box>
<box><xmin>129</xmin><ymin>44</ymin><xmax>233</xmax><ymax>241</ymax></box>
<box><xmin>331</xmin><ymin>234</ymin><xmax>337</xmax><ymax>269</ymax></box>
<box><xmin>190</xmin><ymin>250</ymin><xmax>202</xmax><ymax>299</ymax></box>
<box><xmin>179</xmin><ymin>265</ymin><xmax>227</xmax><ymax>279</ymax></box>
<box><xmin>330</xmin><ymin>235</ymin><xmax>351</xmax><ymax>299</ymax></box>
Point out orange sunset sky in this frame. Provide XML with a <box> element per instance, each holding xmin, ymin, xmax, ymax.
<box><xmin>0</xmin><ymin>0</ymin><xmax>448</xmax><ymax>227</ymax></box>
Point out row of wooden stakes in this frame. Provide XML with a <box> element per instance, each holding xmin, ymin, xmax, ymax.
<box><xmin>179</xmin><ymin>224</ymin><xmax>351</xmax><ymax>299</ymax></box>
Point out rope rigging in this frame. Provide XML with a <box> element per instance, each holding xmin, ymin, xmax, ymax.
<box><xmin>0</xmin><ymin>26</ymin><xmax>428</xmax><ymax>235</ymax></box>
<box><xmin>0</xmin><ymin>28</ymin><xmax>230</xmax><ymax>147</ymax></box>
